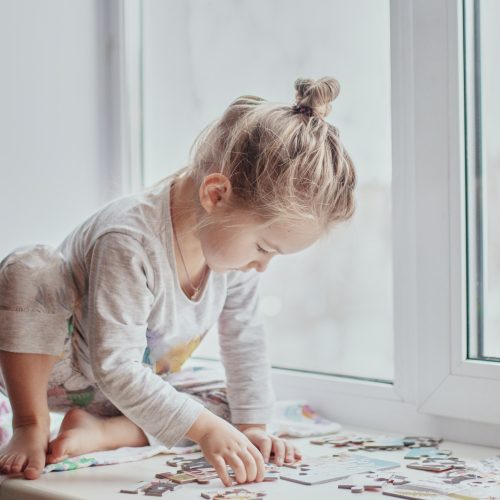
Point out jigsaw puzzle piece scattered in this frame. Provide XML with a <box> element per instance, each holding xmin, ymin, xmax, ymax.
<box><xmin>200</xmin><ymin>487</ymin><xmax>267</xmax><ymax>499</ymax></box>
<box><xmin>119</xmin><ymin>480</ymin><xmax>151</xmax><ymax>494</ymax></box>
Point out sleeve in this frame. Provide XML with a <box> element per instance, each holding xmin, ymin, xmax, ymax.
<box><xmin>218</xmin><ymin>270</ymin><xmax>275</xmax><ymax>424</ymax></box>
<box><xmin>87</xmin><ymin>232</ymin><xmax>203</xmax><ymax>448</ymax></box>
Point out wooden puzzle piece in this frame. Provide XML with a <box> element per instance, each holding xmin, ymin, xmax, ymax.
<box><xmin>143</xmin><ymin>481</ymin><xmax>178</xmax><ymax>497</ymax></box>
<box><xmin>282</xmin><ymin>458</ymin><xmax>304</xmax><ymax>469</ymax></box>
<box><xmin>310</xmin><ymin>434</ymin><xmax>371</xmax><ymax>447</ymax></box>
<box><xmin>200</xmin><ymin>487</ymin><xmax>267</xmax><ymax>499</ymax></box>
<box><xmin>383</xmin><ymin>490</ymin><xmax>450</xmax><ymax>499</ymax></box>
<box><xmin>362</xmin><ymin>439</ymin><xmax>405</xmax><ymax>451</ymax></box>
<box><xmin>404</xmin><ymin>448</ymin><xmax>451</xmax><ymax>460</ymax></box>
<box><xmin>180</xmin><ymin>456</ymin><xmax>214</xmax><ymax>471</ymax></box>
<box><xmin>167</xmin><ymin>456</ymin><xmax>280</xmax><ymax>485</ymax></box>
<box><xmin>402</xmin><ymin>436</ymin><xmax>443</xmax><ymax>448</ymax></box>
<box><xmin>166</xmin><ymin>456</ymin><xmax>188</xmax><ymax>467</ymax></box>
<box><xmin>155</xmin><ymin>471</ymin><xmax>200</xmax><ymax>484</ymax></box>
<box><xmin>119</xmin><ymin>481</ymin><xmax>151</xmax><ymax>494</ymax></box>
<box><xmin>337</xmin><ymin>472</ymin><xmax>412</xmax><ymax>494</ymax></box>
<box><xmin>406</xmin><ymin>462</ymin><xmax>454</xmax><ymax>473</ymax></box>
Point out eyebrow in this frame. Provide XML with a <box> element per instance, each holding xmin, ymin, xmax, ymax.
<box><xmin>262</xmin><ymin>239</ymin><xmax>283</xmax><ymax>254</ymax></box>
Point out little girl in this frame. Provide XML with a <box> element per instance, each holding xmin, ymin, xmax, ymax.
<box><xmin>0</xmin><ymin>76</ymin><xmax>356</xmax><ymax>483</ymax></box>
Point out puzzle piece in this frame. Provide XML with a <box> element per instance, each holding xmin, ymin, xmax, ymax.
<box><xmin>406</xmin><ymin>457</ymin><xmax>466</xmax><ymax>473</ymax></box>
<box><xmin>406</xmin><ymin>461</ymin><xmax>454</xmax><ymax>473</ymax></box>
<box><xmin>166</xmin><ymin>456</ymin><xmax>188</xmax><ymax>467</ymax></box>
<box><xmin>155</xmin><ymin>471</ymin><xmax>200</xmax><ymax>484</ymax></box>
<box><xmin>442</xmin><ymin>471</ymin><xmax>481</xmax><ymax>484</ymax></box>
<box><xmin>337</xmin><ymin>472</ymin><xmax>412</xmax><ymax>494</ymax></box>
<box><xmin>166</xmin><ymin>456</ymin><xmax>280</xmax><ymax>485</ymax></box>
<box><xmin>280</xmin><ymin>454</ymin><xmax>399</xmax><ymax>485</ymax></box>
<box><xmin>201</xmin><ymin>488</ymin><xmax>266</xmax><ymax>499</ymax></box>
<box><xmin>282</xmin><ymin>458</ymin><xmax>304</xmax><ymax>469</ymax></box>
<box><xmin>339</xmin><ymin>483</ymin><xmax>382</xmax><ymax>492</ymax></box>
<box><xmin>404</xmin><ymin>448</ymin><xmax>451</xmax><ymax>460</ymax></box>
<box><xmin>120</xmin><ymin>481</ymin><xmax>151</xmax><ymax>494</ymax></box>
<box><xmin>383</xmin><ymin>489</ymin><xmax>450</xmax><ymax>499</ymax></box>
<box><xmin>180</xmin><ymin>456</ymin><xmax>214</xmax><ymax>471</ymax></box>
<box><xmin>310</xmin><ymin>434</ymin><xmax>371</xmax><ymax>447</ymax></box>
<box><xmin>362</xmin><ymin>439</ymin><xmax>406</xmax><ymax>451</ymax></box>
<box><xmin>402</xmin><ymin>436</ymin><xmax>443</xmax><ymax>448</ymax></box>
<box><xmin>143</xmin><ymin>481</ymin><xmax>179</xmax><ymax>497</ymax></box>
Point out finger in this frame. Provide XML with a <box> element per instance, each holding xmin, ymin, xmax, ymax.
<box><xmin>259</xmin><ymin>437</ymin><xmax>272</xmax><ymax>463</ymax></box>
<box><xmin>294</xmin><ymin>446</ymin><xmax>303</xmax><ymax>459</ymax></box>
<box><xmin>248</xmin><ymin>445</ymin><xmax>266</xmax><ymax>482</ymax></box>
<box><xmin>271</xmin><ymin>438</ymin><xmax>286</xmax><ymax>466</ymax></box>
<box><xmin>284</xmin><ymin>441</ymin><xmax>295</xmax><ymax>463</ymax></box>
<box><xmin>211</xmin><ymin>455</ymin><xmax>232</xmax><ymax>487</ymax></box>
<box><xmin>227</xmin><ymin>453</ymin><xmax>246</xmax><ymax>484</ymax></box>
<box><xmin>238</xmin><ymin>449</ymin><xmax>257</xmax><ymax>483</ymax></box>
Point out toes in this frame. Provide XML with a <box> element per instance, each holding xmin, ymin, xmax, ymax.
<box><xmin>24</xmin><ymin>456</ymin><xmax>45</xmax><ymax>480</ymax></box>
<box><xmin>46</xmin><ymin>436</ymin><xmax>68</xmax><ymax>464</ymax></box>
<box><xmin>0</xmin><ymin>454</ymin><xmax>8</xmax><ymax>472</ymax></box>
<box><xmin>11</xmin><ymin>454</ymin><xmax>27</xmax><ymax>474</ymax></box>
<box><xmin>1</xmin><ymin>454</ymin><xmax>16</xmax><ymax>474</ymax></box>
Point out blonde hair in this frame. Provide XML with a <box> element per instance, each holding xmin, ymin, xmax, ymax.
<box><xmin>187</xmin><ymin>76</ymin><xmax>356</xmax><ymax>231</ymax></box>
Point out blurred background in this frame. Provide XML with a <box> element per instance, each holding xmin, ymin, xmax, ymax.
<box><xmin>0</xmin><ymin>0</ymin><xmax>497</xmax><ymax>382</ymax></box>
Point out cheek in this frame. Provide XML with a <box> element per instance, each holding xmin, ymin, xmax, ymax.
<box><xmin>200</xmin><ymin>228</ymin><xmax>251</xmax><ymax>268</ymax></box>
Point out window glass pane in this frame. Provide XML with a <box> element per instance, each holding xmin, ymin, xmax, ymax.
<box><xmin>477</xmin><ymin>0</ymin><xmax>500</xmax><ymax>358</ymax></box>
<box><xmin>142</xmin><ymin>0</ymin><xmax>393</xmax><ymax>380</ymax></box>
<box><xmin>465</xmin><ymin>0</ymin><xmax>500</xmax><ymax>360</ymax></box>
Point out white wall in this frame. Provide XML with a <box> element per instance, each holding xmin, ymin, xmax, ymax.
<box><xmin>0</xmin><ymin>0</ymin><xmax>122</xmax><ymax>258</ymax></box>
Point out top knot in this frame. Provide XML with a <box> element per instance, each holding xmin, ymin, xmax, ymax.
<box><xmin>293</xmin><ymin>77</ymin><xmax>341</xmax><ymax>119</ymax></box>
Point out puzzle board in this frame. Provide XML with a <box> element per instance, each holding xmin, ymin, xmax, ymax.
<box><xmin>280</xmin><ymin>454</ymin><xmax>400</xmax><ymax>485</ymax></box>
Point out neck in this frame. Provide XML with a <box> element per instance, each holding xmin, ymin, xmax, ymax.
<box><xmin>170</xmin><ymin>172</ymin><xmax>206</xmax><ymax>270</ymax></box>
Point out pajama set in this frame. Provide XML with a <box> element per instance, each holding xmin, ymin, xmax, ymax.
<box><xmin>0</xmin><ymin>175</ymin><xmax>275</xmax><ymax>447</ymax></box>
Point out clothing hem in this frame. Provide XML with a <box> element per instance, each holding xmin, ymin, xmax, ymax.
<box><xmin>0</xmin><ymin>310</ymin><xmax>68</xmax><ymax>355</ymax></box>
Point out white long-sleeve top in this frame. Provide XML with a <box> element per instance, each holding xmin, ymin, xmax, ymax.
<box><xmin>56</xmin><ymin>175</ymin><xmax>275</xmax><ymax>447</ymax></box>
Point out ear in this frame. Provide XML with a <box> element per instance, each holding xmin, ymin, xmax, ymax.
<box><xmin>198</xmin><ymin>173</ymin><xmax>232</xmax><ymax>214</ymax></box>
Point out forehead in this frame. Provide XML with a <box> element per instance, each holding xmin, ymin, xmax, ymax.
<box><xmin>258</xmin><ymin>218</ymin><xmax>321</xmax><ymax>254</ymax></box>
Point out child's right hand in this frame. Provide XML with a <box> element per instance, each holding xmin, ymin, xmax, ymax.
<box><xmin>186</xmin><ymin>409</ymin><xmax>266</xmax><ymax>486</ymax></box>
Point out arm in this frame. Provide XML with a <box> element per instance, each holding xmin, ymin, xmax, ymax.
<box><xmin>87</xmin><ymin>232</ymin><xmax>204</xmax><ymax>448</ymax></box>
<box><xmin>218</xmin><ymin>271</ymin><xmax>300</xmax><ymax>464</ymax></box>
<box><xmin>219</xmin><ymin>272</ymin><xmax>300</xmax><ymax>465</ymax></box>
<box><xmin>218</xmin><ymin>270</ymin><xmax>275</xmax><ymax>425</ymax></box>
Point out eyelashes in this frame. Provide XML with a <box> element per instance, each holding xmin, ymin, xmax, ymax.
<box><xmin>256</xmin><ymin>244</ymin><xmax>272</xmax><ymax>254</ymax></box>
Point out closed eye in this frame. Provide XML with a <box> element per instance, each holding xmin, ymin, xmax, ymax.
<box><xmin>256</xmin><ymin>244</ymin><xmax>272</xmax><ymax>254</ymax></box>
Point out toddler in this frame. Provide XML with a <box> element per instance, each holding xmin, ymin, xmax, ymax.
<box><xmin>0</xmin><ymin>77</ymin><xmax>356</xmax><ymax>483</ymax></box>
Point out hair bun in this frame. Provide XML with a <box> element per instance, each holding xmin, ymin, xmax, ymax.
<box><xmin>294</xmin><ymin>77</ymin><xmax>340</xmax><ymax>119</ymax></box>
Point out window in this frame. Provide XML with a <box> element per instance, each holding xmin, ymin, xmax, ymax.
<box><xmin>465</xmin><ymin>0</ymin><xmax>500</xmax><ymax>361</ymax></box>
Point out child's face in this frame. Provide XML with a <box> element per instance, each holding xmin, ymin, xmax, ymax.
<box><xmin>198</xmin><ymin>212</ymin><xmax>321</xmax><ymax>273</ymax></box>
<box><xmin>196</xmin><ymin>173</ymin><xmax>321</xmax><ymax>273</ymax></box>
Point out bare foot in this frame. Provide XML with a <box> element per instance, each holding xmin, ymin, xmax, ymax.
<box><xmin>46</xmin><ymin>408</ymin><xmax>107</xmax><ymax>464</ymax></box>
<box><xmin>0</xmin><ymin>422</ymin><xmax>50</xmax><ymax>479</ymax></box>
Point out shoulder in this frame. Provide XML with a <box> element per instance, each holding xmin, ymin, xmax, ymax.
<box><xmin>92</xmin><ymin>178</ymin><xmax>171</xmax><ymax>242</ymax></box>
<box><xmin>61</xmin><ymin>177</ymin><xmax>172</xmax><ymax>260</ymax></box>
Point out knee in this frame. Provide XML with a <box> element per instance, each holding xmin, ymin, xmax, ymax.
<box><xmin>0</xmin><ymin>245</ymin><xmax>75</xmax><ymax>313</ymax></box>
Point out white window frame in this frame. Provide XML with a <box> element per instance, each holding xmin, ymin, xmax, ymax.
<box><xmin>125</xmin><ymin>0</ymin><xmax>500</xmax><ymax>447</ymax></box>
<box><xmin>106</xmin><ymin>0</ymin><xmax>144</xmax><ymax>194</ymax></box>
